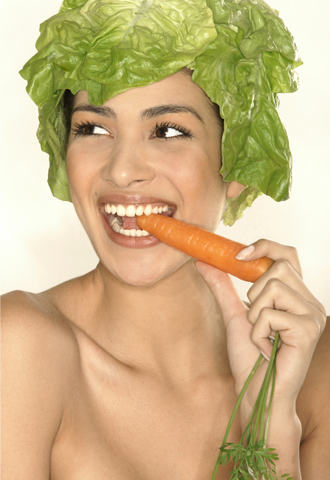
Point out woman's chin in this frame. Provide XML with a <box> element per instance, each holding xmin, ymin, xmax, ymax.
<box><xmin>100</xmin><ymin>253</ymin><xmax>190</xmax><ymax>289</ymax></box>
<box><xmin>112</xmin><ymin>266</ymin><xmax>175</xmax><ymax>289</ymax></box>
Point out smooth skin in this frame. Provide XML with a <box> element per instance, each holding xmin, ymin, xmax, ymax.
<box><xmin>1</xmin><ymin>71</ymin><xmax>328</xmax><ymax>479</ymax></box>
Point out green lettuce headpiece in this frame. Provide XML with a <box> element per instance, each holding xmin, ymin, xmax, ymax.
<box><xmin>20</xmin><ymin>0</ymin><xmax>302</xmax><ymax>225</ymax></box>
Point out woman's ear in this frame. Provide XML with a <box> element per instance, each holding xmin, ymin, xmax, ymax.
<box><xmin>226</xmin><ymin>180</ymin><xmax>245</xmax><ymax>199</ymax></box>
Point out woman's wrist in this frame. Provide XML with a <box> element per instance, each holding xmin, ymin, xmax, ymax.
<box><xmin>266</xmin><ymin>410</ymin><xmax>302</xmax><ymax>479</ymax></box>
<box><xmin>239</xmin><ymin>401</ymin><xmax>302</xmax><ymax>478</ymax></box>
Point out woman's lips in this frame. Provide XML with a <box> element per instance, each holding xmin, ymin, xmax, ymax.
<box><xmin>99</xmin><ymin>199</ymin><xmax>175</xmax><ymax>247</ymax></box>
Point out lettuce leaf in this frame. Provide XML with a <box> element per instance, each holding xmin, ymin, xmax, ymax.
<box><xmin>20</xmin><ymin>0</ymin><xmax>217</xmax><ymax>202</ymax></box>
<box><xmin>192</xmin><ymin>0</ymin><xmax>302</xmax><ymax>224</ymax></box>
<box><xmin>20</xmin><ymin>0</ymin><xmax>302</xmax><ymax>224</ymax></box>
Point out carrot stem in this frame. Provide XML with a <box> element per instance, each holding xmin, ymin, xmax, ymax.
<box><xmin>211</xmin><ymin>333</ymin><xmax>283</xmax><ymax>480</ymax></box>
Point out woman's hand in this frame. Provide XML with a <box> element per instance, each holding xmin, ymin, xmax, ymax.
<box><xmin>195</xmin><ymin>239</ymin><xmax>326</xmax><ymax>415</ymax></box>
<box><xmin>196</xmin><ymin>239</ymin><xmax>327</xmax><ymax>477</ymax></box>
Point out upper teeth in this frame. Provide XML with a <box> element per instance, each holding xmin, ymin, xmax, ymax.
<box><xmin>104</xmin><ymin>203</ymin><xmax>169</xmax><ymax>217</ymax></box>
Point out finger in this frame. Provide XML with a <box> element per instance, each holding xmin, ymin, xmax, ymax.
<box><xmin>194</xmin><ymin>261</ymin><xmax>251</xmax><ymax>339</ymax></box>
<box><xmin>251</xmin><ymin>308</ymin><xmax>323</xmax><ymax>364</ymax></box>
<box><xmin>194</xmin><ymin>261</ymin><xmax>248</xmax><ymax>325</ymax></box>
<box><xmin>248</xmin><ymin>261</ymin><xmax>326</xmax><ymax>318</ymax></box>
<box><xmin>248</xmin><ymin>279</ymin><xmax>326</xmax><ymax>364</ymax></box>
<box><xmin>195</xmin><ymin>260</ymin><xmax>260</xmax><ymax>378</ymax></box>
<box><xmin>236</xmin><ymin>239</ymin><xmax>302</xmax><ymax>277</ymax></box>
<box><xmin>249</xmin><ymin>279</ymin><xmax>306</xmax><ymax>324</ymax></box>
<box><xmin>248</xmin><ymin>278</ymin><xmax>326</xmax><ymax>328</ymax></box>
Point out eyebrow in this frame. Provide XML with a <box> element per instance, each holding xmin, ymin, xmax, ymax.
<box><xmin>72</xmin><ymin>104</ymin><xmax>117</xmax><ymax>119</ymax></box>
<box><xmin>140</xmin><ymin>104</ymin><xmax>204</xmax><ymax>123</ymax></box>
<box><xmin>72</xmin><ymin>103</ymin><xmax>204</xmax><ymax>123</ymax></box>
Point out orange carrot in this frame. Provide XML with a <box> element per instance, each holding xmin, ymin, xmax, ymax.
<box><xmin>136</xmin><ymin>214</ymin><xmax>273</xmax><ymax>283</ymax></box>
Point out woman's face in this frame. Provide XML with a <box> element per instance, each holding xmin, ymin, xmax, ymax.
<box><xmin>66</xmin><ymin>71</ymin><xmax>228</xmax><ymax>287</ymax></box>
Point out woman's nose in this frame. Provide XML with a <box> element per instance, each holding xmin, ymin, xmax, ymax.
<box><xmin>101</xmin><ymin>141</ymin><xmax>156</xmax><ymax>188</ymax></box>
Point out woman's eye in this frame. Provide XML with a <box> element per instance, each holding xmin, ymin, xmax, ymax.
<box><xmin>152</xmin><ymin>123</ymin><xmax>192</xmax><ymax>140</ymax></box>
<box><xmin>72</xmin><ymin>122</ymin><xmax>109</xmax><ymax>137</ymax></box>
<box><xmin>155</xmin><ymin>126</ymin><xmax>183</xmax><ymax>138</ymax></box>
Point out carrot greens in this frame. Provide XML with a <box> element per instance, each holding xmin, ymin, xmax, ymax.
<box><xmin>211</xmin><ymin>332</ymin><xmax>292</xmax><ymax>480</ymax></box>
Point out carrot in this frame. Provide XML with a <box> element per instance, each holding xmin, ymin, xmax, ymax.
<box><xmin>136</xmin><ymin>214</ymin><xmax>273</xmax><ymax>283</ymax></box>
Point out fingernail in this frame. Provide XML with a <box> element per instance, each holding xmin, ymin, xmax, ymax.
<box><xmin>260</xmin><ymin>350</ymin><xmax>270</xmax><ymax>362</ymax></box>
<box><xmin>235</xmin><ymin>245</ymin><xmax>255</xmax><ymax>260</ymax></box>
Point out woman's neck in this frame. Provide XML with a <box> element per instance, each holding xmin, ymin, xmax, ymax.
<box><xmin>82</xmin><ymin>260</ymin><xmax>229</xmax><ymax>382</ymax></box>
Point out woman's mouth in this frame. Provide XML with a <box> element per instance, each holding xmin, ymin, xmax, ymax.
<box><xmin>103</xmin><ymin>203</ymin><xmax>174</xmax><ymax>237</ymax></box>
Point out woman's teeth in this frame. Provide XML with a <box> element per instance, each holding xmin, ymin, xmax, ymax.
<box><xmin>104</xmin><ymin>203</ymin><xmax>169</xmax><ymax>217</ymax></box>
<box><xmin>104</xmin><ymin>203</ymin><xmax>170</xmax><ymax>237</ymax></box>
<box><xmin>110</xmin><ymin>217</ymin><xmax>150</xmax><ymax>237</ymax></box>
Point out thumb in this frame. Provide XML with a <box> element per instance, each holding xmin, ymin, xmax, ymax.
<box><xmin>195</xmin><ymin>261</ymin><xmax>259</xmax><ymax>384</ymax></box>
<box><xmin>194</xmin><ymin>261</ymin><xmax>248</xmax><ymax>327</ymax></box>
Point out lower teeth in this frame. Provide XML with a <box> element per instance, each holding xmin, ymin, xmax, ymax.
<box><xmin>110</xmin><ymin>217</ymin><xmax>150</xmax><ymax>237</ymax></box>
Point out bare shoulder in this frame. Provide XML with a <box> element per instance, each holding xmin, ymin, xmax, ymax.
<box><xmin>1</xmin><ymin>289</ymin><xmax>80</xmax><ymax>362</ymax></box>
<box><xmin>1</xmin><ymin>290</ymin><xmax>80</xmax><ymax>479</ymax></box>
<box><xmin>299</xmin><ymin>315</ymin><xmax>330</xmax><ymax>398</ymax></box>
<box><xmin>297</xmin><ymin>316</ymin><xmax>330</xmax><ymax>441</ymax></box>
<box><xmin>1</xmin><ymin>289</ymin><xmax>81</xmax><ymax>396</ymax></box>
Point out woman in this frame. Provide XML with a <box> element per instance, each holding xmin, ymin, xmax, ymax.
<box><xmin>2</xmin><ymin>0</ymin><xmax>329</xmax><ymax>478</ymax></box>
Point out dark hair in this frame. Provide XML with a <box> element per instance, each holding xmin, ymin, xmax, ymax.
<box><xmin>63</xmin><ymin>89</ymin><xmax>75</xmax><ymax>147</ymax></box>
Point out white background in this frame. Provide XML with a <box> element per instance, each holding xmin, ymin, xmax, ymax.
<box><xmin>1</xmin><ymin>0</ymin><xmax>329</xmax><ymax>312</ymax></box>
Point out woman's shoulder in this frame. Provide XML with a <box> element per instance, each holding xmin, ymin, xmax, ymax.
<box><xmin>2</xmin><ymin>287</ymin><xmax>76</xmax><ymax>330</ymax></box>
<box><xmin>1</xmin><ymin>289</ymin><xmax>80</xmax><ymax>374</ymax></box>
<box><xmin>1</xmin><ymin>289</ymin><xmax>82</xmax><ymax>476</ymax></box>
<box><xmin>1</xmin><ymin>271</ymin><xmax>92</xmax><ymax>335</ymax></box>
<box><xmin>297</xmin><ymin>316</ymin><xmax>330</xmax><ymax>439</ymax></box>
<box><xmin>303</xmin><ymin>315</ymin><xmax>330</xmax><ymax>389</ymax></box>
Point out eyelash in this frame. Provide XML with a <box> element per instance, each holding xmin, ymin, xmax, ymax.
<box><xmin>71</xmin><ymin>121</ymin><xmax>106</xmax><ymax>137</ymax></box>
<box><xmin>151</xmin><ymin>122</ymin><xmax>193</xmax><ymax>140</ymax></box>
<box><xmin>71</xmin><ymin>121</ymin><xmax>193</xmax><ymax>139</ymax></box>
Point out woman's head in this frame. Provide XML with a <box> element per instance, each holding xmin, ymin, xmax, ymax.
<box><xmin>20</xmin><ymin>0</ymin><xmax>302</xmax><ymax>224</ymax></box>
<box><xmin>65</xmin><ymin>71</ymin><xmax>243</xmax><ymax>286</ymax></box>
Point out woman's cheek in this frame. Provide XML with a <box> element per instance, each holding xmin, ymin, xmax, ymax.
<box><xmin>66</xmin><ymin>147</ymin><xmax>97</xmax><ymax>195</ymax></box>
<box><xmin>169</xmin><ymin>151</ymin><xmax>226</xmax><ymax>229</ymax></box>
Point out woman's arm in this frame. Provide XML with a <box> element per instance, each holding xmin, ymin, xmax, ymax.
<box><xmin>195</xmin><ymin>241</ymin><xmax>327</xmax><ymax>478</ymax></box>
<box><xmin>1</xmin><ymin>291</ymin><xmax>79</xmax><ymax>479</ymax></box>
<box><xmin>297</xmin><ymin>319</ymin><xmax>330</xmax><ymax>478</ymax></box>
